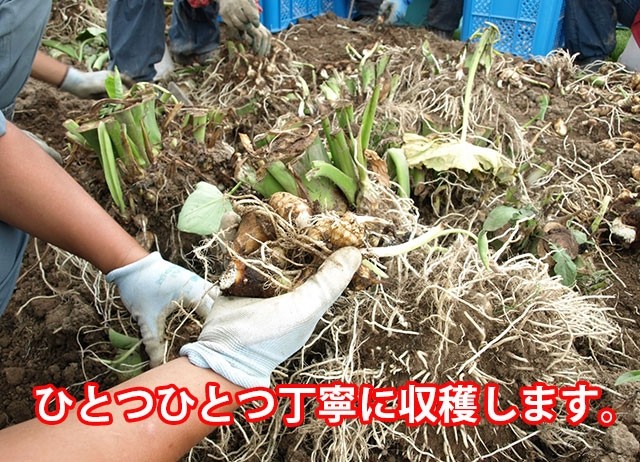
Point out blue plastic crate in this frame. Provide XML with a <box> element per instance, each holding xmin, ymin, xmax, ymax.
<box><xmin>325</xmin><ymin>0</ymin><xmax>351</xmax><ymax>19</ymax></box>
<box><xmin>260</xmin><ymin>0</ymin><xmax>351</xmax><ymax>32</ymax></box>
<box><xmin>461</xmin><ymin>0</ymin><xmax>565</xmax><ymax>59</ymax></box>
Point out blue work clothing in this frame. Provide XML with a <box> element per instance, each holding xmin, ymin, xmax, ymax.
<box><xmin>565</xmin><ymin>0</ymin><xmax>640</xmax><ymax>63</ymax></box>
<box><xmin>0</xmin><ymin>0</ymin><xmax>51</xmax><ymax>113</ymax></box>
<box><xmin>355</xmin><ymin>0</ymin><xmax>382</xmax><ymax>18</ymax></box>
<box><xmin>0</xmin><ymin>225</ymin><xmax>29</xmax><ymax>317</ymax></box>
<box><xmin>107</xmin><ymin>0</ymin><xmax>220</xmax><ymax>82</ymax></box>
<box><xmin>426</xmin><ymin>0</ymin><xmax>463</xmax><ymax>34</ymax></box>
<box><xmin>0</xmin><ymin>0</ymin><xmax>52</xmax><ymax>315</ymax></box>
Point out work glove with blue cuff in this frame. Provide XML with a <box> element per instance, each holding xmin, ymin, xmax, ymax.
<box><xmin>107</xmin><ymin>252</ymin><xmax>219</xmax><ymax>367</ymax></box>
<box><xmin>379</xmin><ymin>0</ymin><xmax>410</xmax><ymax>24</ymax></box>
<box><xmin>180</xmin><ymin>247</ymin><xmax>361</xmax><ymax>389</ymax></box>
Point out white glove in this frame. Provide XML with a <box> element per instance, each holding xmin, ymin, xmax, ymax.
<box><xmin>106</xmin><ymin>252</ymin><xmax>219</xmax><ymax>367</ymax></box>
<box><xmin>22</xmin><ymin>130</ymin><xmax>62</xmax><ymax>165</ymax></box>
<box><xmin>379</xmin><ymin>0</ymin><xmax>409</xmax><ymax>24</ymax></box>
<box><xmin>218</xmin><ymin>0</ymin><xmax>261</xmax><ymax>33</ymax></box>
<box><xmin>244</xmin><ymin>24</ymin><xmax>272</xmax><ymax>56</ymax></box>
<box><xmin>180</xmin><ymin>247</ymin><xmax>361</xmax><ymax>388</ymax></box>
<box><xmin>59</xmin><ymin>67</ymin><xmax>112</xmax><ymax>99</ymax></box>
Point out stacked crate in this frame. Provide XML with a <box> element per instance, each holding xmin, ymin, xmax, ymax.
<box><xmin>460</xmin><ymin>0</ymin><xmax>565</xmax><ymax>59</ymax></box>
<box><xmin>260</xmin><ymin>0</ymin><xmax>352</xmax><ymax>32</ymax></box>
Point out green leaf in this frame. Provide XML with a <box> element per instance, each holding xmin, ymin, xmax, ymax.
<box><xmin>402</xmin><ymin>136</ymin><xmax>515</xmax><ymax>182</ymax></box>
<box><xmin>108</xmin><ymin>329</ymin><xmax>139</xmax><ymax>350</ymax></box>
<box><xmin>615</xmin><ymin>370</ymin><xmax>640</xmax><ymax>385</ymax></box>
<box><xmin>290</xmin><ymin>137</ymin><xmax>348</xmax><ymax>212</ymax></box>
<box><xmin>552</xmin><ymin>247</ymin><xmax>577</xmax><ymax>287</ymax></box>
<box><xmin>178</xmin><ymin>182</ymin><xmax>233</xmax><ymax>235</ymax></box>
<box><xmin>104</xmin><ymin>68</ymin><xmax>124</xmax><ymax>99</ymax></box>
<box><xmin>41</xmin><ymin>39</ymin><xmax>80</xmax><ymax>61</ymax></box>
<box><xmin>461</xmin><ymin>25</ymin><xmax>500</xmax><ymax>142</ymax></box>
<box><xmin>483</xmin><ymin>206</ymin><xmax>519</xmax><ymax>232</ymax></box>
<box><xmin>570</xmin><ymin>228</ymin><xmax>589</xmax><ymax>245</ymax></box>
<box><xmin>114</xmin><ymin>350</ymin><xmax>144</xmax><ymax>381</ymax></box>
<box><xmin>91</xmin><ymin>51</ymin><xmax>110</xmax><ymax>71</ymax></box>
<box><xmin>77</xmin><ymin>26</ymin><xmax>106</xmax><ymax>40</ymax></box>
<box><xmin>478</xmin><ymin>230</ymin><xmax>490</xmax><ymax>269</ymax></box>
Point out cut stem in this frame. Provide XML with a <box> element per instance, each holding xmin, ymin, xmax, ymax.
<box><xmin>366</xmin><ymin>225</ymin><xmax>478</xmax><ymax>258</ymax></box>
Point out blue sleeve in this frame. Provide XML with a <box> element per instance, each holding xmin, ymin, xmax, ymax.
<box><xmin>0</xmin><ymin>110</ymin><xmax>6</xmax><ymax>137</ymax></box>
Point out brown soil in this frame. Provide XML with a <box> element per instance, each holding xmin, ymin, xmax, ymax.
<box><xmin>1</xmin><ymin>5</ymin><xmax>640</xmax><ymax>462</ymax></box>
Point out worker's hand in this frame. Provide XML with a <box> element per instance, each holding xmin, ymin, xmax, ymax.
<box><xmin>59</xmin><ymin>67</ymin><xmax>112</xmax><ymax>99</ymax></box>
<box><xmin>22</xmin><ymin>130</ymin><xmax>63</xmax><ymax>165</ymax></box>
<box><xmin>244</xmin><ymin>24</ymin><xmax>272</xmax><ymax>56</ymax></box>
<box><xmin>218</xmin><ymin>0</ymin><xmax>261</xmax><ymax>33</ymax></box>
<box><xmin>107</xmin><ymin>252</ymin><xmax>219</xmax><ymax>367</ymax></box>
<box><xmin>379</xmin><ymin>0</ymin><xmax>409</xmax><ymax>24</ymax></box>
<box><xmin>180</xmin><ymin>247</ymin><xmax>361</xmax><ymax>388</ymax></box>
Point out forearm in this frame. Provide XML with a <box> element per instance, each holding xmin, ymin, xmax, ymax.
<box><xmin>0</xmin><ymin>358</ymin><xmax>242</xmax><ymax>462</ymax></box>
<box><xmin>0</xmin><ymin>123</ymin><xmax>147</xmax><ymax>273</ymax></box>
<box><xmin>30</xmin><ymin>50</ymin><xmax>69</xmax><ymax>87</ymax></box>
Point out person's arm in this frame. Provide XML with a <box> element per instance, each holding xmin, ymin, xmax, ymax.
<box><xmin>0</xmin><ymin>122</ymin><xmax>146</xmax><ymax>273</ymax></box>
<box><xmin>31</xmin><ymin>50</ymin><xmax>113</xmax><ymax>99</ymax></box>
<box><xmin>0</xmin><ymin>358</ymin><xmax>242</xmax><ymax>462</ymax></box>
<box><xmin>0</xmin><ymin>123</ymin><xmax>217</xmax><ymax>365</ymax></box>
<box><xmin>30</xmin><ymin>50</ymin><xmax>69</xmax><ymax>87</ymax></box>
<box><xmin>0</xmin><ymin>249</ymin><xmax>361</xmax><ymax>461</ymax></box>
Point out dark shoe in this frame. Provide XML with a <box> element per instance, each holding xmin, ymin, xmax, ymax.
<box><xmin>355</xmin><ymin>15</ymin><xmax>378</xmax><ymax>25</ymax></box>
<box><xmin>172</xmin><ymin>48</ymin><xmax>220</xmax><ymax>67</ymax></box>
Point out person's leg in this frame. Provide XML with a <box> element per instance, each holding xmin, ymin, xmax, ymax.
<box><xmin>106</xmin><ymin>0</ymin><xmax>165</xmax><ymax>82</ymax></box>
<box><xmin>169</xmin><ymin>0</ymin><xmax>220</xmax><ymax>64</ymax></box>
<box><xmin>426</xmin><ymin>0</ymin><xmax>463</xmax><ymax>37</ymax></box>
<box><xmin>0</xmin><ymin>0</ymin><xmax>51</xmax><ymax>110</ymax></box>
<box><xmin>355</xmin><ymin>0</ymin><xmax>382</xmax><ymax>19</ymax></box>
<box><xmin>564</xmin><ymin>0</ymin><xmax>618</xmax><ymax>64</ymax></box>
<box><xmin>0</xmin><ymin>223</ymin><xmax>29</xmax><ymax>316</ymax></box>
<box><xmin>0</xmin><ymin>1</ymin><xmax>39</xmax><ymax>318</ymax></box>
<box><xmin>615</xmin><ymin>0</ymin><xmax>640</xmax><ymax>27</ymax></box>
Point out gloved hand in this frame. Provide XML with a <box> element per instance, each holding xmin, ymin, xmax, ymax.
<box><xmin>244</xmin><ymin>23</ymin><xmax>272</xmax><ymax>56</ymax></box>
<box><xmin>106</xmin><ymin>252</ymin><xmax>219</xmax><ymax>367</ymax></box>
<box><xmin>59</xmin><ymin>67</ymin><xmax>112</xmax><ymax>99</ymax></box>
<box><xmin>218</xmin><ymin>0</ymin><xmax>261</xmax><ymax>33</ymax></box>
<box><xmin>22</xmin><ymin>130</ymin><xmax>62</xmax><ymax>165</ymax></box>
<box><xmin>180</xmin><ymin>247</ymin><xmax>361</xmax><ymax>388</ymax></box>
<box><xmin>379</xmin><ymin>0</ymin><xmax>409</xmax><ymax>24</ymax></box>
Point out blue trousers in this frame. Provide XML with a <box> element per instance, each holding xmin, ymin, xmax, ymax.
<box><xmin>355</xmin><ymin>0</ymin><xmax>382</xmax><ymax>18</ymax></box>
<box><xmin>0</xmin><ymin>226</ymin><xmax>29</xmax><ymax>316</ymax></box>
<box><xmin>107</xmin><ymin>0</ymin><xmax>220</xmax><ymax>82</ymax></box>
<box><xmin>0</xmin><ymin>0</ymin><xmax>51</xmax><ymax>110</ymax></box>
<box><xmin>0</xmin><ymin>0</ymin><xmax>50</xmax><ymax>316</ymax></box>
<box><xmin>565</xmin><ymin>0</ymin><xmax>640</xmax><ymax>62</ymax></box>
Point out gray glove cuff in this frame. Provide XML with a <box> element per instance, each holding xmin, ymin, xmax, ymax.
<box><xmin>106</xmin><ymin>252</ymin><xmax>161</xmax><ymax>283</ymax></box>
<box><xmin>59</xmin><ymin>66</ymin><xmax>81</xmax><ymax>93</ymax></box>
<box><xmin>180</xmin><ymin>339</ymin><xmax>273</xmax><ymax>389</ymax></box>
